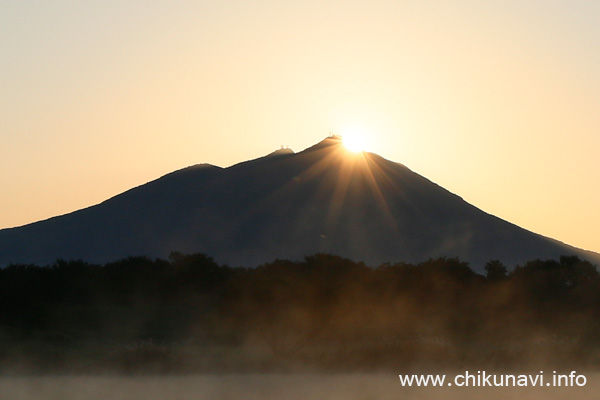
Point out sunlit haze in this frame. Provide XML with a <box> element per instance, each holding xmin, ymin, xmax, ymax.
<box><xmin>342</xmin><ymin>129</ymin><xmax>371</xmax><ymax>153</ymax></box>
<box><xmin>1</xmin><ymin>0</ymin><xmax>599</xmax><ymax>254</ymax></box>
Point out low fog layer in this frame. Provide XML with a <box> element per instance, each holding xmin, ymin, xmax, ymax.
<box><xmin>1</xmin><ymin>253</ymin><xmax>599</xmax><ymax>374</ymax></box>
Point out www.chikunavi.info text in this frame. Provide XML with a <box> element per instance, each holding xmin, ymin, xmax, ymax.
<box><xmin>399</xmin><ymin>371</ymin><xmax>587</xmax><ymax>387</ymax></box>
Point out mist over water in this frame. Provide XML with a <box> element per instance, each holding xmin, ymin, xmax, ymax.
<box><xmin>1</xmin><ymin>254</ymin><xmax>599</xmax><ymax>399</ymax></box>
<box><xmin>0</xmin><ymin>373</ymin><xmax>597</xmax><ymax>400</ymax></box>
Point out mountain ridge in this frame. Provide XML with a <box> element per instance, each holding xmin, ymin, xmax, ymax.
<box><xmin>1</xmin><ymin>135</ymin><xmax>598</xmax><ymax>270</ymax></box>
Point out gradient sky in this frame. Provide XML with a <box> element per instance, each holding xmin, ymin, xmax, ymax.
<box><xmin>2</xmin><ymin>0</ymin><xmax>599</xmax><ymax>254</ymax></box>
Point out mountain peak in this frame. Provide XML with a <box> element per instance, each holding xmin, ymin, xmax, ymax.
<box><xmin>267</xmin><ymin>147</ymin><xmax>295</xmax><ymax>157</ymax></box>
<box><xmin>303</xmin><ymin>135</ymin><xmax>344</xmax><ymax>153</ymax></box>
<box><xmin>1</xmin><ymin>135</ymin><xmax>599</xmax><ymax>269</ymax></box>
<box><xmin>320</xmin><ymin>134</ymin><xmax>343</xmax><ymax>145</ymax></box>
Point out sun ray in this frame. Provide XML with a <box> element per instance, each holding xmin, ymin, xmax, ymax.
<box><xmin>232</xmin><ymin>135</ymin><xmax>409</xmax><ymax>258</ymax></box>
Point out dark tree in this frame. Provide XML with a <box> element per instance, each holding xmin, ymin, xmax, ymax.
<box><xmin>485</xmin><ymin>259</ymin><xmax>508</xmax><ymax>281</ymax></box>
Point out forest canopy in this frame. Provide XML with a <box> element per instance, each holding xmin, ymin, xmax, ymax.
<box><xmin>0</xmin><ymin>253</ymin><xmax>598</xmax><ymax>373</ymax></box>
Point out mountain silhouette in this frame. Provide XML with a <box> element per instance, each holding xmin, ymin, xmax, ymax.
<box><xmin>1</xmin><ymin>135</ymin><xmax>598</xmax><ymax>270</ymax></box>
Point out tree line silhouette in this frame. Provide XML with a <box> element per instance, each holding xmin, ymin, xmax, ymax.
<box><xmin>0</xmin><ymin>253</ymin><xmax>598</xmax><ymax>373</ymax></box>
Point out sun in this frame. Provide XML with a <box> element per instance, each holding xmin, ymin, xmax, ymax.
<box><xmin>342</xmin><ymin>130</ymin><xmax>369</xmax><ymax>153</ymax></box>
